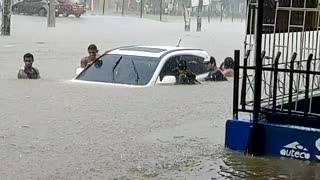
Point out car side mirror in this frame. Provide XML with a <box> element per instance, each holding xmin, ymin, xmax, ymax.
<box><xmin>156</xmin><ymin>75</ymin><xmax>176</xmax><ymax>85</ymax></box>
<box><xmin>75</xmin><ymin>68</ymin><xmax>84</xmax><ymax>76</ymax></box>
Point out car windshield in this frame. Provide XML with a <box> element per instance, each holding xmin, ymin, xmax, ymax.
<box><xmin>76</xmin><ymin>54</ymin><xmax>160</xmax><ymax>86</ymax></box>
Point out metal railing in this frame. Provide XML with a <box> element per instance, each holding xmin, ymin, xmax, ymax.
<box><xmin>234</xmin><ymin>0</ymin><xmax>320</xmax><ymax>125</ymax></box>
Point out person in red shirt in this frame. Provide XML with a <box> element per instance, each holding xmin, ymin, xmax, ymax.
<box><xmin>80</xmin><ymin>44</ymin><xmax>100</xmax><ymax>68</ymax></box>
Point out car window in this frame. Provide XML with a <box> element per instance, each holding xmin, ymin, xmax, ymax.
<box><xmin>159</xmin><ymin>56</ymin><xmax>180</xmax><ymax>81</ymax></box>
<box><xmin>76</xmin><ymin>54</ymin><xmax>160</xmax><ymax>86</ymax></box>
<box><xmin>181</xmin><ymin>55</ymin><xmax>208</xmax><ymax>75</ymax></box>
<box><xmin>26</xmin><ymin>0</ymin><xmax>42</xmax><ymax>2</ymax></box>
<box><xmin>159</xmin><ymin>54</ymin><xmax>209</xmax><ymax>81</ymax></box>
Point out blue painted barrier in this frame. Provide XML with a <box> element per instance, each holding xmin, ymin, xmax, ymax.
<box><xmin>225</xmin><ymin>119</ymin><xmax>320</xmax><ymax>161</ymax></box>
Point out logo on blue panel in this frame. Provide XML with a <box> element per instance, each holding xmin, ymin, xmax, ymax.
<box><xmin>280</xmin><ymin>141</ymin><xmax>310</xmax><ymax>160</ymax></box>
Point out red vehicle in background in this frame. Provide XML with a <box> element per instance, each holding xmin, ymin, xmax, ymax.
<box><xmin>56</xmin><ymin>0</ymin><xmax>85</xmax><ymax>17</ymax></box>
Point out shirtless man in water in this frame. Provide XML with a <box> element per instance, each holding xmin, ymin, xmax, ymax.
<box><xmin>220</xmin><ymin>57</ymin><xmax>234</xmax><ymax>77</ymax></box>
<box><xmin>80</xmin><ymin>44</ymin><xmax>100</xmax><ymax>68</ymax></box>
<box><xmin>17</xmin><ymin>53</ymin><xmax>40</xmax><ymax>79</ymax></box>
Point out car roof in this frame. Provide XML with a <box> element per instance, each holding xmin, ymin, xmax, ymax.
<box><xmin>107</xmin><ymin>46</ymin><xmax>205</xmax><ymax>58</ymax></box>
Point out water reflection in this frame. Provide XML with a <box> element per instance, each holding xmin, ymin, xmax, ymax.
<box><xmin>222</xmin><ymin>150</ymin><xmax>320</xmax><ymax>179</ymax></box>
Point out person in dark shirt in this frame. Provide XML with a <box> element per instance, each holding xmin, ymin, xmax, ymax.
<box><xmin>176</xmin><ymin>60</ymin><xmax>200</xmax><ymax>85</ymax></box>
<box><xmin>17</xmin><ymin>53</ymin><xmax>40</xmax><ymax>79</ymax></box>
<box><xmin>204</xmin><ymin>56</ymin><xmax>227</xmax><ymax>81</ymax></box>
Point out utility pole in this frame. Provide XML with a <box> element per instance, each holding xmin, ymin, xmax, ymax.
<box><xmin>231</xmin><ymin>3</ymin><xmax>234</xmax><ymax>22</ymax></box>
<box><xmin>47</xmin><ymin>0</ymin><xmax>56</xmax><ymax>27</ymax></box>
<box><xmin>160</xmin><ymin>0</ymin><xmax>162</xmax><ymax>21</ymax></box>
<box><xmin>152</xmin><ymin>0</ymin><xmax>156</xmax><ymax>15</ymax></box>
<box><xmin>197</xmin><ymin>0</ymin><xmax>203</xmax><ymax>32</ymax></box>
<box><xmin>220</xmin><ymin>1</ymin><xmax>223</xmax><ymax>22</ymax></box>
<box><xmin>122</xmin><ymin>0</ymin><xmax>125</xmax><ymax>16</ymax></box>
<box><xmin>208</xmin><ymin>0</ymin><xmax>211</xmax><ymax>23</ymax></box>
<box><xmin>91</xmin><ymin>0</ymin><xmax>94</xmax><ymax>12</ymax></box>
<box><xmin>253</xmin><ymin>0</ymin><xmax>264</xmax><ymax>122</ymax></box>
<box><xmin>248</xmin><ymin>0</ymin><xmax>264</xmax><ymax>156</ymax></box>
<box><xmin>1</xmin><ymin>0</ymin><xmax>11</xmax><ymax>35</ymax></box>
<box><xmin>102</xmin><ymin>0</ymin><xmax>106</xmax><ymax>15</ymax></box>
<box><xmin>184</xmin><ymin>2</ymin><xmax>191</xmax><ymax>32</ymax></box>
<box><xmin>140</xmin><ymin>0</ymin><xmax>143</xmax><ymax>18</ymax></box>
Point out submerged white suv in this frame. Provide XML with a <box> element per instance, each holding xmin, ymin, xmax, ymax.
<box><xmin>72</xmin><ymin>46</ymin><xmax>211</xmax><ymax>87</ymax></box>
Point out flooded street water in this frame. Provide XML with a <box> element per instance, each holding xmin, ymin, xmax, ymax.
<box><xmin>1</xmin><ymin>15</ymin><xmax>320</xmax><ymax>179</ymax></box>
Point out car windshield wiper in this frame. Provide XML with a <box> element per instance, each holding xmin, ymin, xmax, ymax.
<box><xmin>112</xmin><ymin>56</ymin><xmax>123</xmax><ymax>82</ymax></box>
<box><xmin>131</xmin><ymin>59</ymin><xmax>140</xmax><ymax>85</ymax></box>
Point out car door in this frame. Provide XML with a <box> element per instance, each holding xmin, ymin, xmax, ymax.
<box><xmin>180</xmin><ymin>55</ymin><xmax>208</xmax><ymax>75</ymax></box>
<box><xmin>157</xmin><ymin>53</ymin><xmax>210</xmax><ymax>83</ymax></box>
<box><xmin>158</xmin><ymin>55</ymin><xmax>180</xmax><ymax>82</ymax></box>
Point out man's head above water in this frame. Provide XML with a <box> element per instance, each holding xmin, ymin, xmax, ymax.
<box><xmin>88</xmin><ymin>44</ymin><xmax>99</xmax><ymax>59</ymax></box>
<box><xmin>23</xmin><ymin>53</ymin><xmax>34</xmax><ymax>68</ymax></box>
<box><xmin>80</xmin><ymin>44</ymin><xmax>100</xmax><ymax>68</ymax></box>
<box><xmin>18</xmin><ymin>53</ymin><xmax>40</xmax><ymax>79</ymax></box>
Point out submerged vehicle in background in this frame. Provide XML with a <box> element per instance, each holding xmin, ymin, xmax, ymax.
<box><xmin>56</xmin><ymin>0</ymin><xmax>85</xmax><ymax>17</ymax></box>
<box><xmin>72</xmin><ymin>46</ymin><xmax>211</xmax><ymax>87</ymax></box>
<box><xmin>12</xmin><ymin>0</ymin><xmax>59</xmax><ymax>17</ymax></box>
